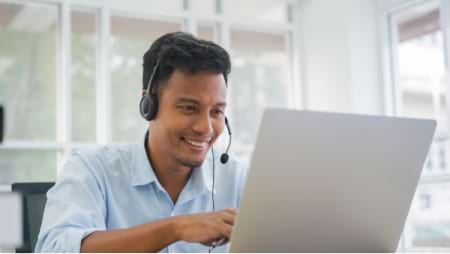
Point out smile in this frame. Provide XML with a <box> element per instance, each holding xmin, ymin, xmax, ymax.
<box><xmin>182</xmin><ymin>137</ymin><xmax>209</xmax><ymax>148</ymax></box>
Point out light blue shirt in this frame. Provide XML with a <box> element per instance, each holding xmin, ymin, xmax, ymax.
<box><xmin>35</xmin><ymin>133</ymin><xmax>247</xmax><ymax>253</ymax></box>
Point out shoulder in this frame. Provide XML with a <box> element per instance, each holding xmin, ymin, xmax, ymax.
<box><xmin>62</xmin><ymin>143</ymin><xmax>136</xmax><ymax>181</ymax></box>
<box><xmin>73</xmin><ymin>143</ymin><xmax>134</xmax><ymax>164</ymax></box>
<box><xmin>52</xmin><ymin>143</ymin><xmax>137</xmax><ymax>199</ymax></box>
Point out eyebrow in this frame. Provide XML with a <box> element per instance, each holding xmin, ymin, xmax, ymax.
<box><xmin>175</xmin><ymin>97</ymin><xmax>227</xmax><ymax>107</ymax></box>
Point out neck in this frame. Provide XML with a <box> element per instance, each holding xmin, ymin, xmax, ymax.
<box><xmin>146</xmin><ymin>132</ymin><xmax>191</xmax><ymax>203</ymax></box>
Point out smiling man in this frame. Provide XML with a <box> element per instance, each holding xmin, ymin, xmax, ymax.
<box><xmin>35</xmin><ymin>32</ymin><xmax>247</xmax><ymax>253</ymax></box>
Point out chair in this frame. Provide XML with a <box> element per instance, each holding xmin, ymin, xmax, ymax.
<box><xmin>12</xmin><ymin>182</ymin><xmax>55</xmax><ymax>253</ymax></box>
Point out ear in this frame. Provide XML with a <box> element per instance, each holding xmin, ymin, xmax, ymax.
<box><xmin>141</xmin><ymin>90</ymin><xmax>146</xmax><ymax>96</ymax></box>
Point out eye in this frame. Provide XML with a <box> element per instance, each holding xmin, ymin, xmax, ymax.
<box><xmin>178</xmin><ymin>105</ymin><xmax>196</xmax><ymax>113</ymax></box>
<box><xmin>212</xmin><ymin>109</ymin><xmax>224</xmax><ymax>116</ymax></box>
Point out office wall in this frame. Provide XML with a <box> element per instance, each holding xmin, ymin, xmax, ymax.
<box><xmin>293</xmin><ymin>0</ymin><xmax>383</xmax><ymax>114</ymax></box>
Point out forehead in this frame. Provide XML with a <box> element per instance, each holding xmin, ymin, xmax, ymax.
<box><xmin>160</xmin><ymin>70</ymin><xmax>227</xmax><ymax>104</ymax></box>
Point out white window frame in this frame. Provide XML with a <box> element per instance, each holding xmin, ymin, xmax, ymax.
<box><xmin>381</xmin><ymin>0</ymin><xmax>450</xmax><ymax>251</ymax></box>
<box><xmin>0</xmin><ymin>0</ymin><xmax>301</xmax><ymax>183</ymax></box>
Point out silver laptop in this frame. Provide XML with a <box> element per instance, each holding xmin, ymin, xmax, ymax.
<box><xmin>229</xmin><ymin>109</ymin><xmax>436</xmax><ymax>252</ymax></box>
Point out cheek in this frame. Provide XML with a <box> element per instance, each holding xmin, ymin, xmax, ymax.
<box><xmin>154</xmin><ymin>115</ymin><xmax>181</xmax><ymax>140</ymax></box>
<box><xmin>213</xmin><ymin>120</ymin><xmax>225</xmax><ymax>137</ymax></box>
<box><xmin>163</xmin><ymin>114</ymin><xmax>191</xmax><ymax>137</ymax></box>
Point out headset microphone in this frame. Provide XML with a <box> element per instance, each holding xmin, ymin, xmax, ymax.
<box><xmin>220</xmin><ymin>117</ymin><xmax>232</xmax><ymax>164</ymax></box>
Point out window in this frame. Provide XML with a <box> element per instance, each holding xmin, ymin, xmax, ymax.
<box><xmin>230</xmin><ymin>30</ymin><xmax>291</xmax><ymax>162</ymax></box>
<box><xmin>110</xmin><ymin>16</ymin><xmax>181</xmax><ymax>142</ymax></box>
<box><xmin>72</xmin><ymin>7</ymin><xmax>97</xmax><ymax>143</ymax></box>
<box><xmin>109</xmin><ymin>0</ymin><xmax>183</xmax><ymax>13</ymax></box>
<box><xmin>191</xmin><ymin>0</ymin><xmax>218</xmax><ymax>16</ymax></box>
<box><xmin>197</xmin><ymin>22</ymin><xmax>217</xmax><ymax>41</ymax></box>
<box><xmin>386</xmin><ymin>0</ymin><xmax>450</xmax><ymax>250</ymax></box>
<box><xmin>0</xmin><ymin>0</ymin><xmax>296</xmax><ymax>185</ymax></box>
<box><xmin>420</xmin><ymin>193</ymin><xmax>432</xmax><ymax>210</ymax></box>
<box><xmin>0</xmin><ymin>1</ymin><xmax>58</xmax><ymax>184</ymax></box>
<box><xmin>0</xmin><ymin>150</ymin><xmax>56</xmax><ymax>184</ymax></box>
<box><xmin>409</xmin><ymin>183</ymin><xmax>450</xmax><ymax>249</ymax></box>
<box><xmin>0</xmin><ymin>2</ymin><xmax>57</xmax><ymax>141</ymax></box>
<box><xmin>224</xmin><ymin>0</ymin><xmax>291</xmax><ymax>23</ymax></box>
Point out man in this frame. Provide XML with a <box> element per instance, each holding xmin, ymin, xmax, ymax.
<box><xmin>35</xmin><ymin>32</ymin><xmax>247</xmax><ymax>253</ymax></box>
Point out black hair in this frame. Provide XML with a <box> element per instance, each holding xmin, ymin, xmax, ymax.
<box><xmin>142</xmin><ymin>32</ymin><xmax>231</xmax><ymax>91</ymax></box>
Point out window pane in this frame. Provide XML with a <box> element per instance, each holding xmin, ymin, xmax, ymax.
<box><xmin>398</xmin><ymin>30</ymin><xmax>447</xmax><ymax>131</ymax></box>
<box><xmin>198</xmin><ymin>23</ymin><xmax>216</xmax><ymax>41</ymax></box>
<box><xmin>191</xmin><ymin>0</ymin><xmax>217</xmax><ymax>16</ymax></box>
<box><xmin>230</xmin><ymin>30</ymin><xmax>290</xmax><ymax>163</ymax></box>
<box><xmin>111</xmin><ymin>17</ymin><xmax>181</xmax><ymax>142</ymax></box>
<box><xmin>394</xmin><ymin>1</ymin><xmax>449</xmax><ymax>176</ymax></box>
<box><xmin>0</xmin><ymin>150</ymin><xmax>56</xmax><ymax>184</ymax></box>
<box><xmin>110</xmin><ymin>0</ymin><xmax>183</xmax><ymax>13</ymax></box>
<box><xmin>224</xmin><ymin>0</ymin><xmax>290</xmax><ymax>23</ymax></box>
<box><xmin>392</xmin><ymin>1</ymin><xmax>450</xmax><ymax>250</ymax></box>
<box><xmin>0</xmin><ymin>2</ymin><xmax>57</xmax><ymax>141</ymax></box>
<box><xmin>396</xmin><ymin>2</ymin><xmax>447</xmax><ymax>134</ymax></box>
<box><xmin>423</xmin><ymin>139</ymin><xmax>450</xmax><ymax>176</ymax></box>
<box><xmin>72</xmin><ymin>8</ymin><xmax>96</xmax><ymax>142</ymax></box>
<box><xmin>404</xmin><ymin>182</ymin><xmax>450</xmax><ymax>251</ymax></box>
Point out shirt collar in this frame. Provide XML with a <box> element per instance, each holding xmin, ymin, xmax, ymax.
<box><xmin>130</xmin><ymin>131</ymin><xmax>158</xmax><ymax>186</ymax></box>
<box><xmin>130</xmin><ymin>131</ymin><xmax>215</xmax><ymax>194</ymax></box>
<box><xmin>191</xmin><ymin>158</ymin><xmax>215</xmax><ymax>193</ymax></box>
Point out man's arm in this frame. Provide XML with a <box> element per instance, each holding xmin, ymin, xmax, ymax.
<box><xmin>81</xmin><ymin>208</ymin><xmax>236</xmax><ymax>252</ymax></box>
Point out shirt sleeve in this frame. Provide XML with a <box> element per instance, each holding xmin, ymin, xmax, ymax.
<box><xmin>35</xmin><ymin>153</ymin><xmax>107</xmax><ymax>253</ymax></box>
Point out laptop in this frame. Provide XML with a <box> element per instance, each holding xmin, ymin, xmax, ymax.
<box><xmin>228</xmin><ymin>109</ymin><xmax>436</xmax><ymax>252</ymax></box>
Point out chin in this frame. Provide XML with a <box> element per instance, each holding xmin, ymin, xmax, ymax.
<box><xmin>177</xmin><ymin>156</ymin><xmax>205</xmax><ymax>168</ymax></box>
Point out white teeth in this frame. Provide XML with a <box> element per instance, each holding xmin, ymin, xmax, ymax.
<box><xmin>184</xmin><ymin>138</ymin><xmax>208</xmax><ymax>147</ymax></box>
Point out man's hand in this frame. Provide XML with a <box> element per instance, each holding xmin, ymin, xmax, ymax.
<box><xmin>81</xmin><ymin>208</ymin><xmax>237</xmax><ymax>252</ymax></box>
<box><xmin>174</xmin><ymin>208</ymin><xmax>237</xmax><ymax>246</ymax></box>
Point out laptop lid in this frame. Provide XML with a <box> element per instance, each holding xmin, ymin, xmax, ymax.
<box><xmin>229</xmin><ymin>109</ymin><xmax>436</xmax><ymax>252</ymax></box>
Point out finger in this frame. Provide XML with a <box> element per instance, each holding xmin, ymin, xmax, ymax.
<box><xmin>222</xmin><ymin>208</ymin><xmax>237</xmax><ymax>215</ymax></box>
<box><xmin>219</xmin><ymin>223</ymin><xmax>233</xmax><ymax>239</ymax></box>
<box><xmin>218</xmin><ymin>211</ymin><xmax>235</xmax><ymax>226</ymax></box>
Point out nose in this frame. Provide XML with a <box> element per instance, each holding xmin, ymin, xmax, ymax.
<box><xmin>192</xmin><ymin>112</ymin><xmax>213</xmax><ymax>136</ymax></box>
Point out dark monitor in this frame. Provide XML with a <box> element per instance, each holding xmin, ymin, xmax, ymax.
<box><xmin>12</xmin><ymin>182</ymin><xmax>55</xmax><ymax>253</ymax></box>
<box><xmin>26</xmin><ymin>194</ymin><xmax>48</xmax><ymax>250</ymax></box>
<box><xmin>0</xmin><ymin>105</ymin><xmax>3</xmax><ymax>143</ymax></box>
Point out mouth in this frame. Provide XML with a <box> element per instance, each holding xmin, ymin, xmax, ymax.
<box><xmin>181</xmin><ymin>137</ymin><xmax>211</xmax><ymax>150</ymax></box>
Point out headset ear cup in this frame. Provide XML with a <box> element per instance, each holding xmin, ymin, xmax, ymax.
<box><xmin>140</xmin><ymin>94</ymin><xmax>158</xmax><ymax>121</ymax></box>
<box><xmin>140</xmin><ymin>96</ymin><xmax>151</xmax><ymax>121</ymax></box>
<box><xmin>147</xmin><ymin>95</ymin><xmax>158</xmax><ymax>121</ymax></box>
<box><xmin>140</xmin><ymin>96</ymin><xmax>149</xmax><ymax>119</ymax></box>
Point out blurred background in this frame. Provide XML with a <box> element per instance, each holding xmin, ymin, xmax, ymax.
<box><xmin>0</xmin><ymin>0</ymin><xmax>449</xmax><ymax>252</ymax></box>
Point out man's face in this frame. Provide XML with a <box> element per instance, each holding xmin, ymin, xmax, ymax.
<box><xmin>150</xmin><ymin>70</ymin><xmax>227</xmax><ymax>168</ymax></box>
